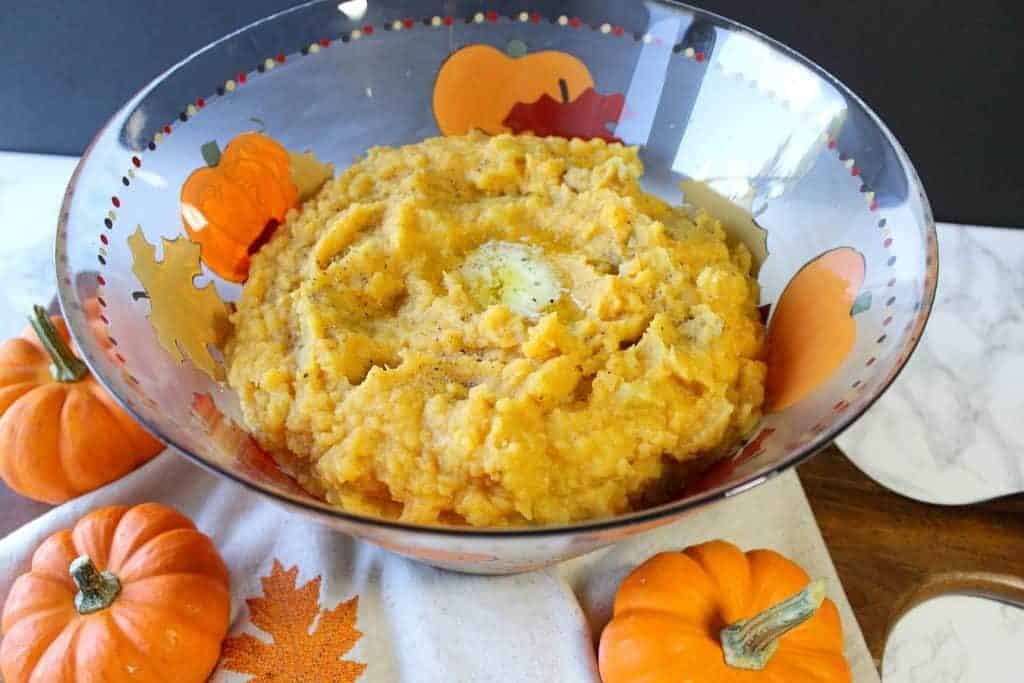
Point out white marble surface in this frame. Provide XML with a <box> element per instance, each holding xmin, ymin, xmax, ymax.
<box><xmin>884</xmin><ymin>596</ymin><xmax>1024</xmax><ymax>682</ymax></box>
<box><xmin>837</xmin><ymin>224</ymin><xmax>1024</xmax><ymax>504</ymax></box>
<box><xmin>0</xmin><ymin>152</ymin><xmax>77</xmax><ymax>339</ymax></box>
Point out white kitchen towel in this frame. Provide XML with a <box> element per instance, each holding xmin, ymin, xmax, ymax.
<box><xmin>0</xmin><ymin>450</ymin><xmax>878</xmax><ymax>683</ymax></box>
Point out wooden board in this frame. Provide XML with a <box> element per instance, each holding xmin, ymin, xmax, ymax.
<box><xmin>799</xmin><ymin>444</ymin><xmax>1024</xmax><ymax>666</ymax></box>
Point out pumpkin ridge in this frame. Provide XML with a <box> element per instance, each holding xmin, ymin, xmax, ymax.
<box><xmin>117</xmin><ymin>577</ymin><xmax>231</xmax><ymax>636</ymax></box>
<box><xmin>39</xmin><ymin>613</ymin><xmax>85</xmax><ymax>680</ymax></box>
<box><xmin>81</xmin><ymin>382</ymin><xmax>147</xmax><ymax>466</ymax></box>
<box><xmin>103</xmin><ymin>610</ymin><xmax>175</xmax><ymax>683</ymax></box>
<box><xmin>2</xmin><ymin>384</ymin><xmax>74</xmax><ymax>500</ymax></box>
<box><xmin>105</xmin><ymin>503</ymin><xmax>195</xmax><ymax>572</ymax></box>
<box><xmin>0</xmin><ymin>608</ymin><xmax>76</xmax><ymax>681</ymax></box>
<box><xmin>56</xmin><ymin>384</ymin><xmax>96</xmax><ymax>497</ymax></box>
<box><xmin>115</xmin><ymin>529</ymin><xmax>228</xmax><ymax>583</ymax></box>
<box><xmin>85</xmin><ymin>383</ymin><xmax>163</xmax><ymax>459</ymax></box>
<box><xmin>111</xmin><ymin>593</ymin><xmax>227</xmax><ymax>679</ymax></box>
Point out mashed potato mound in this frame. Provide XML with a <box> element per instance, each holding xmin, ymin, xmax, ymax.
<box><xmin>226</xmin><ymin>132</ymin><xmax>766</xmax><ymax>526</ymax></box>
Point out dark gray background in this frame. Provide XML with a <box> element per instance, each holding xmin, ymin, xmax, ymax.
<box><xmin>3</xmin><ymin>0</ymin><xmax>1021</xmax><ymax>225</ymax></box>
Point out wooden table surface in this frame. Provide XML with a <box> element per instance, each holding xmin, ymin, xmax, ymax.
<box><xmin>3</xmin><ymin>444</ymin><xmax>1022</xmax><ymax>668</ymax></box>
<box><xmin>799</xmin><ymin>444</ymin><xmax>1024</xmax><ymax>665</ymax></box>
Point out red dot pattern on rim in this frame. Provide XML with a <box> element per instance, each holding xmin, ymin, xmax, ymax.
<box><xmin>320</xmin><ymin>37</ymin><xmax>330</xmax><ymax>47</ymax></box>
<box><xmin>131</xmin><ymin>156</ymin><xmax>141</xmax><ymax>167</ymax></box>
<box><xmin>276</xmin><ymin>52</ymin><xmax>286</xmax><ymax>63</ymax></box>
<box><xmin>444</xmin><ymin>15</ymin><xmax>454</xmax><ymax>25</ymax></box>
<box><xmin>96</xmin><ymin>275</ymin><xmax>106</xmax><ymax>286</ymax></box>
<box><xmin>851</xmin><ymin>165</ymin><xmax>860</xmax><ymax>176</ymax></box>
<box><xmin>884</xmin><ymin>316</ymin><xmax>893</xmax><ymax>326</ymax></box>
<box><xmin>569</xmin><ymin>17</ymin><xmax>581</xmax><ymax>28</ymax></box>
<box><xmin>99</xmin><ymin>315</ymin><xmax>109</xmax><ymax>324</ymax></box>
<box><xmin>884</xmin><ymin>238</ymin><xmax>893</xmax><ymax>248</ymax></box>
<box><xmin>613</xmin><ymin>25</ymin><xmax>624</xmax><ymax>36</ymax></box>
<box><xmin>866</xmin><ymin>357</ymin><xmax>877</xmax><ymax>366</ymax></box>
<box><xmin>238</xmin><ymin>72</ymin><xmax>247</xmax><ymax>83</ymax></box>
<box><xmin>363</xmin><ymin>25</ymin><xmax>374</xmax><ymax>35</ymax></box>
<box><xmin>196</xmin><ymin>97</ymin><xmax>205</xmax><ymax>108</ymax></box>
<box><xmin>870</xmin><ymin>199</ymin><xmax>879</xmax><ymax>211</ymax></box>
<box><xmin>100</xmin><ymin>234</ymin><xmax>109</xmax><ymax>245</ymax></box>
<box><xmin>111</xmin><ymin>196</ymin><xmax>120</xmax><ymax>208</ymax></box>
<box><xmin>529</xmin><ymin>12</ymin><xmax>540</xmax><ymax>23</ymax></box>
<box><xmin>403</xmin><ymin>17</ymin><xmax>414</xmax><ymax>28</ymax></box>
<box><xmin>695</xmin><ymin>51</ymin><xmax>705</xmax><ymax>62</ymax></box>
<box><xmin>827</xmin><ymin>140</ymin><xmax>838</xmax><ymax>150</ymax></box>
<box><xmin>97</xmin><ymin>297</ymin><xmax>106</xmax><ymax>308</ymax></box>
<box><xmin>162</xmin><ymin>125</ymin><xmax>172</xmax><ymax>135</ymax></box>
<box><xmin>485</xmin><ymin>11</ymin><xmax>498</xmax><ymax>22</ymax></box>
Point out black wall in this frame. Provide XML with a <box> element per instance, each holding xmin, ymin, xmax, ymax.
<box><xmin>3</xmin><ymin>1</ymin><xmax>1021</xmax><ymax>225</ymax></box>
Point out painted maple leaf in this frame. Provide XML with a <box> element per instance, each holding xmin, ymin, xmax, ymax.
<box><xmin>128</xmin><ymin>227</ymin><xmax>232</xmax><ymax>380</ymax></box>
<box><xmin>222</xmin><ymin>559</ymin><xmax>366</xmax><ymax>683</ymax></box>
<box><xmin>503</xmin><ymin>79</ymin><xmax>625</xmax><ymax>142</ymax></box>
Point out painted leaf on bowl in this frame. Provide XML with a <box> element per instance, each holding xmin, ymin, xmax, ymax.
<box><xmin>221</xmin><ymin>559</ymin><xmax>366</xmax><ymax>683</ymax></box>
<box><xmin>128</xmin><ymin>227</ymin><xmax>232</xmax><ymax>380</ymax></box>
<box><xmin>503</xmin><ymin>81</ymin><xmax>625</xmax><ymax>142</ymax></box>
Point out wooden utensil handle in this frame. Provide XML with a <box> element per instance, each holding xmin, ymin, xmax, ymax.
<box><xmin>885</xmin><ymin>571</ymin><xmax>1024</xmax><ymax>644</ymax></box>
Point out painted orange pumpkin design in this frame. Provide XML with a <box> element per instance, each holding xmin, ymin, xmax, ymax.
<box><xmin>433</xmin><ymin>44</ymin><xmax>594</xmax><ymax>135</ymax></box>
<box><xmin>765</xmin><ymin>247</ymin><xmax>868</xmax><ymax>411</ymax></box>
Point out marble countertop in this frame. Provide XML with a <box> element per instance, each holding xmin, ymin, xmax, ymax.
<box><xmin>0</xmin><ymin>151</ymin><xmax>1021</xmax><ymax>681</ymax></box>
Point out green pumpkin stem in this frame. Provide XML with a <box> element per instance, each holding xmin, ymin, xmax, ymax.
<box><xmin>201</xmin><ymin>140</ymin><xmax>223</xmax><ymax>167</ymax></box>
<box><xmin>28</xmin><ymin>305</ymin><xmax>88</xmax><ymax>383</ymax></box>
<box><xmin>70</xmin><ymin>555</ymin><xmax>121</xmax><ymax>615</ymax></box>
<box><xmin>720</xmin><ymin>578</ymin><xmax>826</xmax><ymax>670</ymax></box>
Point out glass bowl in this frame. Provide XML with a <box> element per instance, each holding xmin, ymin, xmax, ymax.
<box><xmin>56</xmin><ymin>0</ymin><xmax>937</xmax><ymax>573</ymax></box>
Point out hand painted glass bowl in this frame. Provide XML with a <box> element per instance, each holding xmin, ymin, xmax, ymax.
<box><xmin>56</xmin><ymin>0</ymin><xmax>937</xmax><ymax>573</ymax></box>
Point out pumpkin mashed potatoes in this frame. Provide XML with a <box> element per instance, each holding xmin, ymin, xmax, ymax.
<box><xmin>226</xmin><ymin>132</ymin><xmax>766</xmax><ymax>527</ymax></box>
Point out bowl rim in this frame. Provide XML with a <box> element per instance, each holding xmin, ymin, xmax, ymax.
<box><xmin>56</xmin><ymin>0</ymin><xmax>939</xmax><ymax>538</ymax></box>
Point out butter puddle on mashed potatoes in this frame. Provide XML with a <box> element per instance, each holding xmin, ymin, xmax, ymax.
<box><xmin>225</xmin><ymin>131</ymin><xmax>766</xmax><ymax>527</ymax></box>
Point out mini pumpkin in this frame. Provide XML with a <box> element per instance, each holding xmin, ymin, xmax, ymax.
<box><xmin>599</xmin><ymin>540</ymin><xmax>851</xmax><ymax>683</ymax></box>
<box><xmin>1</xmin><ymin>503</ymin><xmax>231</xmax><ymax>683</ymax></box>
<box><xmin>0</xmin><ymin>306</ymin><xmax>163</xmax><ymax>503</ymax></box>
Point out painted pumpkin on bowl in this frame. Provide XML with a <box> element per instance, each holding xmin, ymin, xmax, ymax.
<box><xmin>0</xmin><ymin>503</ymin><xmax>230</xmax><ymax>683</ymax></box>
<box><xmin>765</xmin><ymin>247</ymin><xmax>868</xmax><ymax>412</ymax></box>
<box><xmin>599</xmin><ymin>539</ymin><xmax>851</xmax><ymax>683</ymax></box>
<box><xmin>0</xmin><ymin>306</ymin><xmax>163</xmax><ymax>503</ymax></box>
<box><xmin>433</xmin><ymin>44</ymin><xmax>595</xmax><ymax>135</ymax></box>
<box><xmin>179</xmin><ymin>132</ymin><xmax>332</xmax><ymax>282</ymax></box>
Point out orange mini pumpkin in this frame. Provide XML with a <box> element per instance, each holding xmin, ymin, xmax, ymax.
<box><xmin>0</xmin><ymin>306</ymin><xmax>162</xmax><ymax>503</ymax></box>
<box><xmin>180</xmin><ymin>132</ymin><xmax>298</xmax><ymax>282</ymax></box>
<box><xmin>1</xmin><ymin>503</ymin><xmax>231</xmax><ymax>683</ymax></box>
<box><xmin>599</xmin><ymin>540</ymin><xmax>851</xmax><ymax>683</ymax></box>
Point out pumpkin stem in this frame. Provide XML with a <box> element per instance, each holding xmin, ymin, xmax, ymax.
<box><xmin>70</xmin><ymin>555</ymin><xmax>121</xmax><ymax>615</ymax></box>
<box><xmin>201</xmin><ymin>140</ymin><xmax>222</xmax><ymax>167</ymax></box>
<box><xmin>720</xmin><ymin>578</ymin><xmax>826</xmax><ymax>670</ymax></box>
<box><xmin>28</xmin><ymin>305</ymin><xmax>88</xmax><ymax>383</ymax></box>
<box><xmin>558</xmin><ymin>78</ymin><xmax>570</xmax><ymax>104</ymax></box>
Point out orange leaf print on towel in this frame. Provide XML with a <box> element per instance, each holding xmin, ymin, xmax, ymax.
<box><xmin>221</xmin><ymin>559</ymin><xmax>366</xmax><ymax>682</ymax></box>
